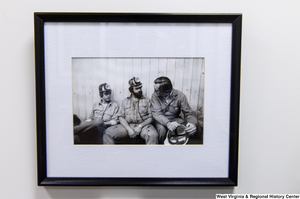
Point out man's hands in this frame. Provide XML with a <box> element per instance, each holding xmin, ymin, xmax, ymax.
<box><xmin>133</xmin><ymin>125</ymin><xmax>142</xmax><ymax>134</ymax></box>
<box><xmin>185</xmin><ymin>123</ymin><xmax>197</xmax><ymax>136</ymax></box>
<box><xmin>127</xmin><ymin>128</ymin><xmax>139</xmax><ymax>138</ymax></box>
<box><xmin>167</xmin><ymin>121</ymin><xmax>197</xmax><ymax>136</ymax></box>
<box><xmin>129</xmin><ymin>125</ymin><xmax>142</xmax><ymax>138</ymax></box>
<box><xmin>167</xmin><ymin>121</ymin><xmax>180</xmax><ymax>131</ymax></box>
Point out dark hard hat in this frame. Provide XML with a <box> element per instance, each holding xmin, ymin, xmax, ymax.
<box><xmin>129</xmin><ymin>77</ymin><xmax>142</xmax><ymax>88</ymax></box>
<box><xmin>99</xmin><ymin>83</ymin><xmax>112</xmax><ymax>93</ymax></box>
<box><xmin>154</xmin><ymin>76</ymin><xmax>171</xmax><ymax>84</ymax></box>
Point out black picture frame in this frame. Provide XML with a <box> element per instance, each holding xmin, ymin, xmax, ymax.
<box><xmin>35</xmin><ymin>13</ymin><xmax>242</xmax><ymax>186</ymax></box>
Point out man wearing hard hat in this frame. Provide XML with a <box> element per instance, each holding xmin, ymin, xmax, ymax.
<box><xmin>103</xmin><ymin>77</ymin><xmax>158</xmax><ymax>144</ymax></box>
<box><xmin>74</xmin><ymin>83</ymin><xmax>119</xmax><ymax>144</ymax></box>
<box><xmin>151</xmin><ymin>76</ymin><xmax>197</xmax><ymax>144</ymax></box>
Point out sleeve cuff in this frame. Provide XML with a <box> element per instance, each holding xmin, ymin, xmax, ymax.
<box><xmin>110</xmin><ymin>120</ymin><xmax>117</xmax><ymax>125</ymax></box>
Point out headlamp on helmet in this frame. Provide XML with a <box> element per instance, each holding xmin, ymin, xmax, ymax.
<box><xmin>129</xmin><ymin>77</ymin><xmax>142</xmax><ymax>89</ymax></box>
<box><xmin>99</xmin><ymin>83</ymin><xmax>112</xmax><ymax>97</ymax></box>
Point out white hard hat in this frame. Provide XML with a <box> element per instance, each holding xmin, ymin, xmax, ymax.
<box><xmin>164</xmin><ymin>125</ymin><xmax>189</xmax><ymax>145</ymax></box>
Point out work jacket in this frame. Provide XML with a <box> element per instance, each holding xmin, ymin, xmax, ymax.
<box><xmin>150</xmin><ymin>89</ymin><xmax>197</xmax><ymax>126</ymax></box>
<box><xmin>118</xmin><ymin>95</ymin><xmax>152</xmax><ymax>124</ymax></box>
<box><xmin>89</xmin><ymin>99</ymin><xmax>119</xmax><ymax>123</ymax></box>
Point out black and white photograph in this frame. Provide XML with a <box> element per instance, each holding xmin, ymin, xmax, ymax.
<box><xmin>72</xmin><ymin>57</ymin><xmax>204</xmax><ymax>145</ymax></box>
<box><xmin>34</xmin><ymin>13</ymin><xmax>241</xmax><ymax>186</ymax></box>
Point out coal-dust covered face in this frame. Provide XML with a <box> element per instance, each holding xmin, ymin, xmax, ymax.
<box><xmin>154</xmin><ymin>81</ymin><xmax>172</xmax><ymax>98</ymax></box>
<box><xmin>154</xmin><ymin>83</ymin><xmax>166</xmax><ymax>97</ymax></box>
<box><xmin>101</xmin><ymin>90</ymin><xmax>112</xmax><ymax>103</ymax></box>
<box><xmin>154</xmin><ymin>83</ymin><xmax>163</xmax><ymax>96</ymax></box>
<box><xmin>132</xmin><ymin>86</ymin><xmax>143</xmax><ymax>99</ymax></box>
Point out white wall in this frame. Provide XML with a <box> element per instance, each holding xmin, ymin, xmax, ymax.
<box><xmin>72</xmin><ymin>57</ymin><xmax>204</xmax><ymax>120</ymax></box>
<box><xmin>1</xmin><ymin>0</ymin><xmax>300</xmax><ymax>198</ymax></box>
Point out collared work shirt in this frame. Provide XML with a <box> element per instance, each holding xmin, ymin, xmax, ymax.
<box><xmin>118</xmin><ymin>95</ymin><xmax>152</xmax><ymax>124</ymax></box>
<box><xmin>151</xmin><ymin>89</ymin><xmax>197</xmax><ymax>126</ymax></box>
<box><xmin>89</xmin><ymin>100</ymin><xmax>119</xmax><ymax>123</ymax></box>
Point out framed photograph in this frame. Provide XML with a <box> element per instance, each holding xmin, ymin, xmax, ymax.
<box><xmin>35</xmin><ymin>13</ymin><xmax>242</xmax><ymax>186</ymax></box>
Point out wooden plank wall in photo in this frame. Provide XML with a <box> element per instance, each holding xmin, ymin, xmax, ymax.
<box><xmin>72</xmin><ymin>57</ymin><xmax>205</xmax><ymax>121</ymax></box>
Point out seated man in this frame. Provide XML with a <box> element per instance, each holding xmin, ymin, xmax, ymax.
<box><xmin>74</xmin><ymin>83</ymin><xmax>119</xmax><ymax>144</ymax></box>
<box><xmin>103</xmin><ymin>77</ymin><xmax>158</xmax><ymax>144</ymax></box>
<box><xmin>150</xmin><ymin>76</ymin><xmax>197</xmax><ymax>144</ymax></box>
